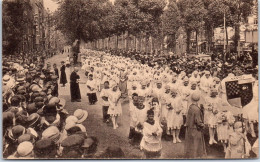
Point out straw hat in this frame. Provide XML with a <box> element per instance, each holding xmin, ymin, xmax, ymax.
<box><xmin>74</xmin><ymin>109</ymin><xmax>88</xmax><ymax>123</ymax></box>
<box><xmin>17</xmin><ymin>141</ymin><xmax>34</xmax><ymax>157</ymax></box>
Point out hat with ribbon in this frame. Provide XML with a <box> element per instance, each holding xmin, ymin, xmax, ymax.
<box><xmin>74</xmin><ymin>109</ymin><xmax>88</xmax><ymax>123</ymax></box>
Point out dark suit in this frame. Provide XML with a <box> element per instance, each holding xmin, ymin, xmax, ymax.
<box><xmin>70</xmin><ymin>71</ymin><xmax>81</xmax><ymax>101</ymax></box>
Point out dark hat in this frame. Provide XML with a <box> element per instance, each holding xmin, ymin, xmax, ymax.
<box><xmin>42</xmin><ymin>103</ymin><xmax>57</xmax><ymax>115</ymax></box>
<box><xmin>17</xmin><ymin>94</ymin><xmax>26</xmax><ymax>102</ymax></box>
<box><xmin>61</xmin><ymin>134</ymin><xmax>85</xmax><ymax>148</ymax></box>
<box><xmin>34</xmin><ymin>96</ymin><xmax>44</xmax><ymax>103</ymax></box>
<box><xmin>66</xmin><ymin>126</ymin><xmax>82</xmax><ymax>136</ymax></box>
<box><xmin>34</xmin><ymin>138</ymin><xmax>57</xmax><ymax>158</ymax></box>
<box><xmin>31</xmin><ymin>92</ymin><xmax>41</xmax><ymax>102</ymax></box>
<box><xmin>35</xmin><ymin>102</ymin><xmax>44</xmax><ymax>109</ymax></box>
<box><xmin>39</xmin><ymin>91</ymin><xmax>47</xmax><ymax>97</ymax></box>
<box><xmin>11</xmin><ymin>125</ymin><xmax>26</xmax><ymax>139</ymax></box>
<box><xmin>10</xmin><ymin>95</ymin><xmax>21</xmax><ymax>105</ymax></box>
<box><xmin>15</xmin><ymin>110</ymin><xmax>29</xmax><ymax>125</ymax></box>
<box><xmin>17</xmin><ymin>133</ymin><xmax>34</xmax><ymax>144</ymax></box>
<box><xmin>3</xmin><ymin>112</ymin><xmax>15</xmax><ymax>128</ymax></box>
<box><xmin>17</xmin><ymin>90</ymin><xmax>26</xmax><ymax>95</ymax></box>
<box><xmin>27</xmin><ymin>103</ymin><xmax>37</xmax><ymax>114</ymax></box>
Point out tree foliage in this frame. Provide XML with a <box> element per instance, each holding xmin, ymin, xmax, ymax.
<box><xmin>2</xmin><ymin>1</ymin><xmax>32</xmax><ymax>55</ymax></box>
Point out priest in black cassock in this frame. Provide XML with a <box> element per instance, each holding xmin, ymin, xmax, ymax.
<box><xmin>70</xmin><ymin>67</ymin><xmax>81</xmax><ymax>102</ymax></box>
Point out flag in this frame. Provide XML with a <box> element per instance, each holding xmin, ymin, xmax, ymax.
<box><xmin>225</xmin><ymin>76</ymin><xmax>254</xmax><ymax>108</ymax></box>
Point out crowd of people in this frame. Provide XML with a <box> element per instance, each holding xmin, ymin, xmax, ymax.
<box><xmin>2</xmin><ymin>47</ymin><xmax>258</xmax><ymax>159</ymax></box>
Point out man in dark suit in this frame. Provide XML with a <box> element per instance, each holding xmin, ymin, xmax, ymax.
<box><xmin>70</xmin><ymin>67</ymin><xmax>81</xmax><ymax>102</ymax></box>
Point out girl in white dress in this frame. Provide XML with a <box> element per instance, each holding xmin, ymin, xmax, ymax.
<box><xmin>204</xmin><ymin>88</ymin><xmax>221</xmax><ymax>145</ymax></box>
<box><xmin>168</xmin><ymin>87</ymin><xmax>183</xmax><ymax>143</ymax></box>
<box><xmin>108</xmin><ymin>81</ymin><xmax>122</xmax><ymax>129</ymax></box>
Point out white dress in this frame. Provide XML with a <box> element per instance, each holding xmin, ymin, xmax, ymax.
<box><xmin>108</xmin><ymin>90</ymin><xmax>122</xmax><ymax>116</ymax></box>
<box><xmin>204</xmin><ymin>96</ymin><xmax>221</xmax><ymax>128</ymax></box>
<box><xmin>167</xmin><ymin>97</ymin><xmax>183</xmax><ymax>129</ymax></box>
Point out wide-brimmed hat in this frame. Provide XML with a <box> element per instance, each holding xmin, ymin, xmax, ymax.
<box><xmin>3</xmin><ymin>75</ymin><xmax>10</xmax><ymax>84</ymax></box>
<box><xmin>17</xmin><ymin>141</ymin><xmax>34</xmax><ymax>157</ymax></box>
<box><xmin>42</xmin><ymin>126</ymin><xmax>61</xmax><ymax>144</ymax></box>
<box><xmin>27</xmin><ymin>113</ymin><xmax>41</xmax><ymax>127</ymax></box>
<box><xmin>65</xmin><ymin>115</ymin><xmax>78</xmax><ymax>124</ymax></box>
<box><xmin>65</xmin><ymin>122</ymin><xmax>77</xmax><ymax>131</ymax></box>
<box><xmin>74</xmin><ymin>109</ymin><xmax>88</xmax><ymax>123</ymax></box>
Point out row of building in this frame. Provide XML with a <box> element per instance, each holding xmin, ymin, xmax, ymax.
<box><xmin>3</xmin><ymin>0</ymin><xmax>63</xmax><ymax>54</ymax></box>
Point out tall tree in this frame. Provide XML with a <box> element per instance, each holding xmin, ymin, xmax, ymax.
<box><xmin>55</xmin><ymin>0</ymin><xmax>107</xmax><ymax>44</ymax></box>
<box><xmin>162</xmin><ymin>0</ymin><xmax>181</xmax><ymax>51</ymax></box>
<box><xmin>2</xmin><ymin>1</ymin><xmax>32</xmax><ymax>55</ymax></box>
<box><xmin>203</xmin><ymin>0</ymin><xmax>233</xmax><ymax>52</ymax></box>
<box><xmin>177</xmin><ymin>0</ymin><xmax>207</xmax><ymax>53</ymax></box>
<box><xmin>226</xmin><ymin>0</ymin><xmax>254</xmax><ymax>52</ymax></box>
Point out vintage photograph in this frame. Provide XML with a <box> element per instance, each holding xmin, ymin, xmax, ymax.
<box><xmin>2</xmin><ymin>0</ymin><xmax>259</xmax><ymax>159</ymax></box>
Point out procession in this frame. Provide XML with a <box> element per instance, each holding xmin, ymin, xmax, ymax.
<box><xmin>2</xmin><ymin>46</ymin><xmax>258</xmax><ymax>159</ymax></box>
<box><xmin>2</xmin><ymin>0</ymin><xmax>259</xmax><ymax>160</ymax></box>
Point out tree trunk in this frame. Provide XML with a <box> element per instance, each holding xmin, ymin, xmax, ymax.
<box><xmin>161</xmin><ymin>36</ymin><xmax>164</xmax><ymax>52</ymax></box>
<box><xmin>107</xmin><ymin>37</ymin><xmax>109</xmax><ymax>49</ymax></box>
<box><xmin>206</xmin><ymin>26</ymin><xmax>212</xmax><ymax>53</ymax></box>
<box><xmin>226</xmin><ymin>26</ymin><xmax>229</xmax><ymax>52</ymax></box>
<box><xmin>115</xmin><ymin>35</ymin><xmax>118</xmax><ymax>49</ymax></box>
<box><xmin>145</xmin><ymin>34</ymin><xmax>149</xmax><ymax>53</ymax></box>
<box><xmin>150</xmin><ymin>36</ymin><xmax>154</xmax><ymax>53</ymax></box>
<box><xmin>134</xmin><ymin>36</ymin><xmax>137</xmax><ymax>51</ymax></box>
<box><xmin>172</xmin><ymin>34</ymin><xmax>176</xmax><ymax>52</ymax></box>
<box><xmin>139</xmin><ymin>35</ymin><xmax>142</xmax><ymax>52</ymax></box>
<box><xmin>126</xmin><ymin>31</ymin><xmax>129</xmax><ymax>50</ymax></box>
<box><xmin>186</xmin><ymin>29</ymin><xmax>191</xmax><ymax>54</ymax></box>
<box><xmin>234</xmin><ymin>24</ymin><xmax>240</xmax><ymax>53</ymax></box>
<box><xmin>196</xmin><ymin>30</ymin><xmax>198</xmax><ymax>55</ymax></box>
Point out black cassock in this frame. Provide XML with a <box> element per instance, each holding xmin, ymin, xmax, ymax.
<box><xmin>60</xmin><ymin>65</ymin><xmax>67</xmax><ymax>85</ymax></box>
<box><xmin>70</xmin><ymin>71</ymin><xmax>81</xmax><ymax>100</ymax></box>
<box><xmin>54</xmin><ymin>68</ymin><xmax>59</xmax><ymax>78</ymax></box>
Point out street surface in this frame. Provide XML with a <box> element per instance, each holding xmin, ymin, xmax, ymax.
<box><xmin>47</xmin><ymin>53</ymin><xmax>224</xmax><ymax>159</ymax></box>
